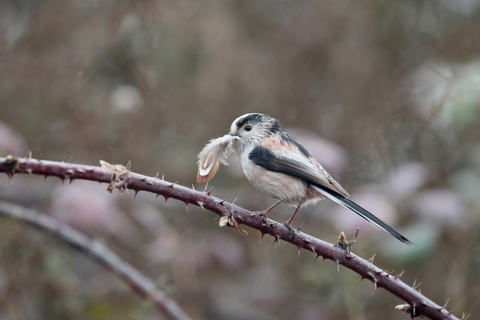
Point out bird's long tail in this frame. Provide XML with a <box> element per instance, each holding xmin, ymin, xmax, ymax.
<box><xmin>311</xmin><ymin>185</ymin><xmax>413</xmax><ymax>245</ymax></box>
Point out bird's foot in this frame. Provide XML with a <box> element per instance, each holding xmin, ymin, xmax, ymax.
<box><xmin>255</xmin><ymin>200</ymin><xmax>283</xmax><ymax>224</ymax></box>
<box><xmin>255</xmin><ymin>210</ymin><xmax>269</xmax><ymax>224</ymax></box>
<box><xmin>283</xmin><ymin>206</ymin><xmax>300</xmax><ymax>240</ymax></box>
<box><xmin>283</xmin><ymin>219</ymin><xmax>296</xmax><ymax>240</ymax></box>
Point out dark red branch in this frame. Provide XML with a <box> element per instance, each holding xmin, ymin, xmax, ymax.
<box><xmin>0</xmin><ymin>156</ymin><xmax>463</xmax><ymax>320</ymax></box>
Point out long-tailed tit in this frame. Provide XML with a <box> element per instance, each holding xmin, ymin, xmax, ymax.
<box><xmin>197</xmin><ymin>113</ymin><xmax>412</xmax><ymax>245</ymax></box>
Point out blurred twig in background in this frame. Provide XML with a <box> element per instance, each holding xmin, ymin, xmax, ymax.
<box><xmin>0</xmin><ymin>201</ymin><xmax>192</xmax><ymax>320</ymax></box>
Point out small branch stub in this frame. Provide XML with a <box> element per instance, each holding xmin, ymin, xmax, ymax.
<box><xmin>335</xmin><ymin>228</ymin><xmax>359</xmax><ymax>257</ymax></box>
<box><xmin>218</xmin><ymin>215</ymin><xmax>248</xmax><ymax>238</ymax></box>
<box><xmin>396</xmin><ymin>304</ymin><xmax>421</xmax><ymax>318</ymax></box>
<box><xmin>99</xmin><ymin>160</ymin><xmax>131</xmax><ymax>192</ymax></box>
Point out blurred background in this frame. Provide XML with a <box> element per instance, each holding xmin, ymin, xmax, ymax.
<box><xmin>1</xmin><ymin>0</ymin><xmax>480</xmax><ymax>319</ymax></box>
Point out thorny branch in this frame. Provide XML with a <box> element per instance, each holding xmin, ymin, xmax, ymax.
<box><xmin>0</xmin><ymin>156</ymin><xmax>468</xmax><ymax>320</ymax></box>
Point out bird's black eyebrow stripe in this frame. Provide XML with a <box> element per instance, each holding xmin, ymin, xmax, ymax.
<box><xmin>269</xmin><ymin>119</ymin><xmax>283</xmax><ymax>134</ymax></box>
<box><xmin>236</xmin><ymin>114</ymin><xmax>263</xmax><ymax>128</ymax></box>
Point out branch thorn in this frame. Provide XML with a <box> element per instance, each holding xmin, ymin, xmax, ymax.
<box><xmin>259</xmin><ymin>232</ymin><xmax>267</xmax><ymax>244</ymax></box>
<box><xmin>273</xmin><ymin>236</ymin><xmax>279</xmax><ymax>248</ymax></box>
<box><xmin>207</xmin><ymin>186</ymin><xmax>214</xmax><ymax>195</ymax></box>
<box><xmin>355</xmin><ymin>277</ymin><xmax>364</xmax><ymax>284</ymax></box>
<box><xmin>372</xmin><ymin>279</ymin><xmax>378</xmax><ymax>295</ymax></box>
<box><xmin>438</xmin><ymin>298</ymin><xmax>450</xmax><ymax>311</ymax></box>
<box><xmin>412</xmin><ymin>278</ymin><xmax>422</xmax><ymax>290</ymax></box>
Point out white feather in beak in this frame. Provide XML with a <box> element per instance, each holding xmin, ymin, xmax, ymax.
<box><xmin>197</xmin><ymin>134</ymin><xmax>236</xmax><ymax>183</ymax></box>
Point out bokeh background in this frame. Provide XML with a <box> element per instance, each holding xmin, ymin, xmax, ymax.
<box><xmin>1</xmin><ymin>0</ymin><xmax>480</xmax><ymax>319</ymax></box>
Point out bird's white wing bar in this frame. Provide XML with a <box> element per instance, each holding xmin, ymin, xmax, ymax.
<box><xmin>269</xmin><ymin>151</ymin><xmax>350</xmax><ymax>197</ymax></box>
<box><xmin>280</xmin><ymin>152</ymin><xmax>319</xmax><ymax>172</ymax></box>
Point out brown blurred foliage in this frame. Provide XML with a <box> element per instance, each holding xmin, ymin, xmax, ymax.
<box><xmin>1</xmin><ymin>0</ymin><xmax>480</xmax><ymax>319</ymax></box>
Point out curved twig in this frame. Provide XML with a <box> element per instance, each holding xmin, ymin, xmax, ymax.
<box><xmin>0</xmin><ymin>156</ymin><xmax>466</xmax><ymax>320</ymax></box>
<box><xmin>0</xmin><ymin>201</ymin><xmax>192</xmax><ymax>320</ymax></box>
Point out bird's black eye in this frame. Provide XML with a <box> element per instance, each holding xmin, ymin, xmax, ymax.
<box><xmin>244</xmin><ymin>125</ymin><xmax>252</xmax><ymax>131</ymax></box>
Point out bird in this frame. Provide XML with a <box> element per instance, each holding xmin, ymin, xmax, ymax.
<box><xmin>197</xmin><ymin>113</ymin><xmax>412</xmax><ymax>245</ymax></box>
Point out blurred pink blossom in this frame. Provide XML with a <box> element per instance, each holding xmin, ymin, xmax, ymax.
<box><xmin>143</xmin><ymin>225</ymin><xmax>181</xmax><ymax>264</ymax></box>
<box><xmin>286</xmin><ymin>127</ymin><xmax>348</xmax><ymax>177</ymax></box>
<box><xmin>411</xmin><ymin>189</ymin><xmax>466</xmax><ymax>226</ymax></box>
<box><xmin>177</xmin><ymin>234</ymin><xmax>246</xmax><ymax>273</ymax></box>
<box><xmin>329</xmin><ymin>190</ymin><xmax>399</xmax><ymax>236</ymax></box>
<box><xmin>0</xmin><ymin>121</ymin><xmax>27</xmax><ymax>155</ymax></box>
<box><xmin>383</xmin><ymin>162</ymin><xmax>429</xmax><ymax>200</ymax></box>
<box><xmin>50</xmin><ymin>181</ymin><xmax>135</xmax><ymax>238</ymax></box>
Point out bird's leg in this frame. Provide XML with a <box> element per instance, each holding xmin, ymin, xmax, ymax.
<box><xmin>256</xmin><ymin>200</ymin><xmax>283</xmax><ymax>221</ymax></box>
<box><xmin>284</xmin><ymin>206</ymin><xmax>300</xmax><ymax>234</ymax></box>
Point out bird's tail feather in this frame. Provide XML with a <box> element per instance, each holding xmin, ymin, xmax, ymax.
<box><xmin>311</xmin><ymin>185</ymin><xmax>413</xmax><ymax>245</ymax></box>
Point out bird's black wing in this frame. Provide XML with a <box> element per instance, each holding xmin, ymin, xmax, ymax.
<box><xmin>249</xmin><ymin>146</ymin><xmax>413</xmax><ymax>245</ymax></box>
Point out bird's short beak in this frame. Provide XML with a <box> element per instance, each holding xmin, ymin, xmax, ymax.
<box><xmin>229</xmin><ymin>133</ymin><xmax>239</xmax><ymax>140</ymax></box>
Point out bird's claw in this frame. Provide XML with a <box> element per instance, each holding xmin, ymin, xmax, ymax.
<box><xmin>255</xmin><ymin>210</ymin><xmax>269</xmax><ymax>224</ymax></box>
<box><xmin>283</xmin><ymin>221</ymin><xmax>296</xmax><ymax>240</ymax></box>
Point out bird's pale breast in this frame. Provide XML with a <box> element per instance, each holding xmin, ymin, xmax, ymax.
<box><xmin>241</xmin><ymin>153</ymin><xmax>323</xmax><ymax>206</ymax></box>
